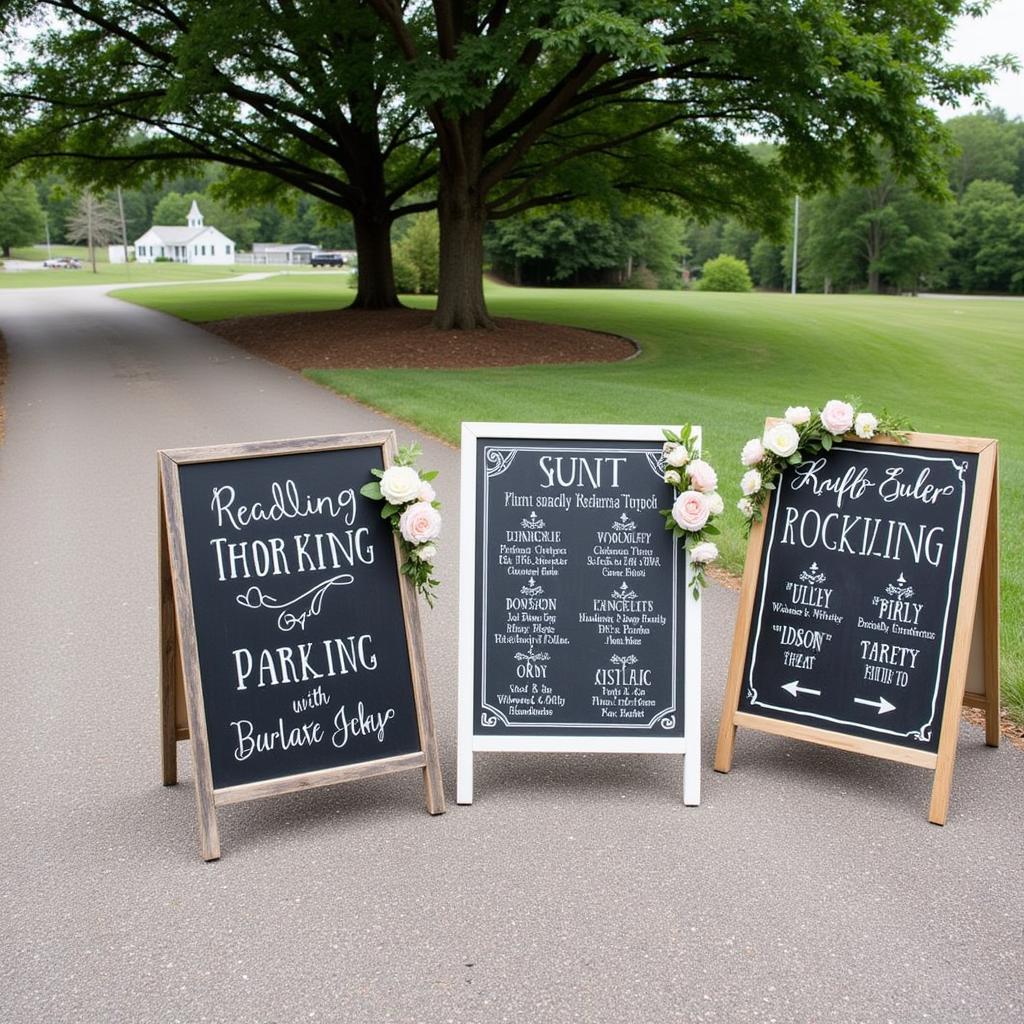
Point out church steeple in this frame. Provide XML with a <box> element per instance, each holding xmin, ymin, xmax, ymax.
<box><xmin>187</xmin><ymin>201</ymin><xmax>204</xmax><ymax>229</ymax></box>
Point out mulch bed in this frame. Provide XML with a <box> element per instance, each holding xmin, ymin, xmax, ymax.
<box><xmin>201</xmin><ymin>306</ymin><xmax>636</xmax><ymax>370</ymax></box>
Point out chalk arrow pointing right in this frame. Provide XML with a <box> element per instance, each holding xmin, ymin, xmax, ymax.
<box><xmin>854</xmin><ymin>695</ymin><xmax>897</xmax><ymax>715</ymax></box>
<box><xmin>782</xmin><ymin>680</ymin><xmax>821</xmax><ymax>699</ymax></box>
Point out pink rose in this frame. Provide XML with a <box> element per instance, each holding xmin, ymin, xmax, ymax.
<box><xmin>821</xmin><ymin>399</ymin><xmax>854</xmax><ymax>436</ymax></box>
<box><xmin>685</xmin><ymin>459</ymin><xmax>718</xmax><ymax>493</ymax></box>
<box><xmin>399</xmin><ymin>501</ymin><xmax>442</xmax><ymax>545</ymax></box>
<box><xmin>417</xmin><ymin>481</ymin><xmax>436</xmax><ymax>502</ymax></box>
<box><xmin>672</xmin><ymin>490</ymin><xmax>710</xmax><ymax>532</ymax></box>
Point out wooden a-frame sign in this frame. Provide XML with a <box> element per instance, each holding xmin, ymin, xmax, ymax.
<box><xmin>159</xmin><ymin>433</ymin><xmax>445</xmax><ymax>861</ymax></box>
<box><xmin>715</xmin><ymin>429</ymin><xmax>999</xmax><ymax>825</ymax></box>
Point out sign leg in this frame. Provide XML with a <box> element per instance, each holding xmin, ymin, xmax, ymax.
<box><xmin>981</xmin><ymin>464</ymin><xmax>1001</xmax><ymax>748</ymax></box>
<box><xmin>457</xmin><ymin>731</ymin><xmax>473</xmax><ymax>805</ymax></box>
<box><xmin>159</xmin><ymin>485</ymin><xmax>178</xmax><ymax>786</ymax></box>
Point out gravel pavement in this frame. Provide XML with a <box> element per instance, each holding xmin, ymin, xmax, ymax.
<box><xmin>0</xmin><ymin>285</ymin><xmax>1020</xmax><ymax>1024</ymax></box>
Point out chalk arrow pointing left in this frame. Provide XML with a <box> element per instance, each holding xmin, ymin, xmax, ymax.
<box><xmin>854</xmin><ymin>695</ymin><xmax>896</xmax><ymax>715</ymax></box>
<box><xmin>782</xmin><ymin>680</ymin><xmax>821</xmax><ymax>698</ymax></box>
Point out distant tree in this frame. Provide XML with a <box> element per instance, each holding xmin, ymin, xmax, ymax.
<box><xmin>64</xmin><ymin>190</ymin><xmax>120</xmax><ymax>271</ymax></box>
<box><xmin>800</xmin><ymin>159</ymin><xmax>951</xmax><ymax>294</ymax></box>
<box><xmin>945</xmin><ymin>110</ymin><xmax>1021</xmax><ymax>199</ymax></box>
<box><xmin>750</xmin><ymin>237</ymin><xmax>786</xmax><ymax>290</ymax></box>
<box><xmin>392</xmin><ymin>214</ymin><xmax>440</xmax><ymax>294</ymax></box>
<box><xmin>0</xmin><ymin>176</ymin><xmax>45</xmax><ymax>256</ymax></box>
<box><xmin>950</xmin><ymin>180</ymin><xmax>1024</xmax><ymax>293</ymax></box>
<box><xmin>697</xmin><ymin>254</ymin><xmax>753</xmax><ymax>292</ymax></box>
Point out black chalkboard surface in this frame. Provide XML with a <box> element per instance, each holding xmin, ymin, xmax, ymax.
<box><xmin>457</xmin><ymin>424</ymin><xmax>701</xmax><ymax>806</ymax></box>
<box><xmin>715</xmin><ymin>427</ymin><xmax>1000</xmax><ymax>825</ymax></box>
<box><xmin>739</xmin><ymin>441</ymin><xmax>978</xmax><ymax>752</ymax></box>
<box><xmin>159</xmin><ymin>433</ymin><xmax>444</xmax><ymax>860</ymax></box>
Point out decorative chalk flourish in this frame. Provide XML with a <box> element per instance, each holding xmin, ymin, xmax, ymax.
<box><xmin>237</xmin><ymin>574</ymin><xmax>354</xmax><ymax>632</ymax></box>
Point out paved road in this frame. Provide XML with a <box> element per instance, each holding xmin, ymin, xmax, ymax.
<box><xmin>0</xmin><ymin>286</ymin><xmax>1020</xmax><ymax>1024</ymax></box>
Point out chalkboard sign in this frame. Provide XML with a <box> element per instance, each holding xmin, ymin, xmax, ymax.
<box><xmin>457</xmin><ymin>423</ymin><xmax>701</xmax><ymax>806</ymax></box>
<box><xmin>715</xmin><ymin>428</ymin><xmax>1000</xmax><ymax>824</ymax></box>
<box><xmin>159</xmin><ymin>433</ymin><xmax>444</xmax><ymax>860</ymax></box>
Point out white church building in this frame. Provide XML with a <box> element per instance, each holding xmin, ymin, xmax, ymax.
<box><xmin>134</xmin><ymin>201</ymin><xmax>236</xmax><ymax>265</ymax></box>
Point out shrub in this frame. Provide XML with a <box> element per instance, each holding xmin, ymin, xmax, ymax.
<box><xmin>697</xmin><ymin>254</ymin><xmax>753</xmax><ymax>292</ymax></box>
<box><xmin>623</xmin><ymin>266</ymin><xmax>659</xmax><ymax>289</ymax></box>
<box><xmin>393</xmin><ymin>213</ymin><xmax>439</xmax><ymax>294</ymax></box>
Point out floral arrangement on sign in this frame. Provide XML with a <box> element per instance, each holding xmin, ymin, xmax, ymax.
<box><xmin>360</xmin><ymin>441</ymin><xmax>442</xmax><ymax>606</ymax></box>
<box><xmin>658</xmin><ymin>424</ymin><xmax>723</xmax><ymax>598</ymax></box>
<box><xmin>737</xmin><ymin>399</ymin><xmax>911</xmax><ymax>533</ymax></box>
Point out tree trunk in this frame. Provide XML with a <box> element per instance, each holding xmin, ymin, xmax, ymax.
<box><xmin>2</xmin><ymin>244</ymin><xmax>10</xmax><ymax>258</ymax></box>
<box><xmin>349</xmin><ymin>207</ymin><xmax>401</xmax><ymax>310</ymax></box>
<box><xmin>434</xmin><ymin>150</ymin><xmax>493</xmax><ymax>330</ymax></box>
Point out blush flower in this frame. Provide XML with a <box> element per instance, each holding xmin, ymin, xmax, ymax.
<box><xmin>686</xmin><ymin>459</ymin><xmax>718</xmax><ymax>493</ymax></box>
<box><xmin>664</xmin><ymin>469</ymin><xmax>681</xmax><ymax>486</ymax></box>
<box><xmin>399</xmin><ymin>501</ymin><xmax>442</xmax><ymax>545</ymax></box>
<box><xmin>740</xmin><ymin>438</ymin><xmax>764</xmax><ymax>466</ymax></box>
<box><xmin>785</xmin><ymin>405</ymin><xmax>811</xmax><ymax>426</ymax></box>
<box><xmin>672</xmin><ymin>490</ymin><xmax>710</xmax><ymax>532</ymax></box>
<box><xmin>665</xmin><ymin>445</ymin><xmax>690</xmax><ymax>468</ymax></box>
<box><xmin>690</xmin><ymin>541</ymin><xmax>719</xmax><ymax>564</ymax></box>
<box><xmin>706</xmin><ymin>492</ymin><xmax>724</xmax><ymax>516</ymax></box>
<box><xmin>737</xmin><ymin>497</ymin><xmax>756</xmax><ymax>519</ymax></box>
<box><xmin>821</xmin><ymin>399</ymin><xmax>855</xmax><ymax>436</ymax></box>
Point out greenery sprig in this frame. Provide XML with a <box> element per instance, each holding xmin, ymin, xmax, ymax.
<box><xmin>360</xmin><ymin>441</ymin><xmax>442</xmax><ymax>606</ymax></box>
<box><xmin>737</xmin><ymin>398</ymin><xmax>912</xmax><ymax>535</ymax></box>
<box><xmin>657</xmin><ymin>424</ymin><xmax>724</xmax><ymax>599</ymax></box>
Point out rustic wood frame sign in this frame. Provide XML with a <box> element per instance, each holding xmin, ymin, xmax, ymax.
<box><xmin>159</xmin><ymin>432</ymin><xmax>445</xmax><ymax>860</ymax></box>
<box><xmin>714</xmin><ymin>427</ymin><xmax>999</xmax><ymax>824</ymax></box>
<box><xmin>457</xmin><ymin>423</ymin><xmax>701</xmax><ymax>806</ymax></box>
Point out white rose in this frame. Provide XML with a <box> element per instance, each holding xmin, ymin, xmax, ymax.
<box><xmin>737</xmin><ymin>497</ymin><xmax>756</xmax><ymax>518</ymax></box>
<box><xmin>417</xmin><ymin>481</ymin><xmax>436</xmax><ymax>502</ymax></box>
<box><xmin>665</xmin><ymin>445</ymin><xmax>689</xmax><ymax>468</ymax></box>
<box><xmin>855</xmin><ymin>412</ymin><xmax>878</xmax><ymax>439</ymax></box>
<box><xmin>763</xmin><ymin>421</ymin><xmax>800</xmax><ymax>458</ymax></box>
<box><xmin>664</xmin><ymin>469</ymin><xmax>681</xmax><ymax>485</ymax></box>
<box><xmin>690</xmin><ymin>541</ymin><xmax>719</xmax><ymax>564</ymax></box>
<box><xmin>398</xmin><ymin>501</ymin><xmax>442</xmax><ymax>545</ymax></box>
<box><xmin>686</xmin><ymin>458</ymin><xmax>718</xmax><ymax>493</ymax></box>
<box><xmin>413</xmin><ymin>543</ymin><xmax>437</xmax><ymax>562</ymax></box>
<box><xmin>740</xmin><ymin>438</ymin><xmax>764</xmax><ymax>466</ymax></box>
<box><xmin>785</xmin><ymin>405</ymin><xmax>811</xmax><ymax>426</ymax></box>
<box><xmin>741</xmin><ymin>469</ymin><xmax>762</xmax><ymax>496</ymax></box>
<box><xmin>706</xmin><ymin>492</ymin><xmax>724</xmax><ymax>516</ymax></box>
<box><xmin>380</xmin><ymin>465</ymin><xmax>421</xmax><ymax>505</ymax></box>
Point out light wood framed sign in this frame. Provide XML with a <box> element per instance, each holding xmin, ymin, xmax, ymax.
<box><xmin>457</xmin><ymin>423</ymin><xmax>702</xmax><ymax>806</ymax></box>
<box><xmin>715</xmin><ymin>427</ymin><xmax>1000</xmax><ymax>824</ymax></box>
<box><xmin>159</xmin><ymin>432</ymin><xmax>445</xmax><ymax>860</ymax></box>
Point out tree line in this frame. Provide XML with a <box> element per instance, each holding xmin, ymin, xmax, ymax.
<box><xmin>1</xmin><ymin>1</ymin><xmax>1006</xmax><ymax>327</ymax></box>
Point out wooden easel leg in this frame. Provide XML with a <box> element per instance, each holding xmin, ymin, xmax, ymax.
<box><xmin>981</xmin><ymin>464</ymin><xmax>1001</xmax><ymax>748</ymax></box>
<box><xmin>422</xmin><ymin>744</ymin><xmax>446</xmax><ymax>816</ymax></box>
<box><xmin>159</xmin><ymin>485</ymin><xmax>178</xmax><ymax>786</ymax></box>
<box><xmin>714</xmin><ymin>721</ymin><xmax>737</xmax><ymax>774</ymax></box>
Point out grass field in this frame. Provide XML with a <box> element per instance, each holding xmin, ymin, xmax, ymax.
<box><xmin>0</xmin><ymin>245</ymin><xmax>268</xmax><ymax>289</ymax></box>
<box><xmin>114</xmin><ymin>278</ymin><xmax>1024</xmax><ymax>718</ymax></box>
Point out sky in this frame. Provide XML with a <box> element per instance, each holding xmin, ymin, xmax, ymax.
<box><xmin>944</xmin><ymin>1</ymin><xmax>1024</xmax><ymax>118</ymax></box>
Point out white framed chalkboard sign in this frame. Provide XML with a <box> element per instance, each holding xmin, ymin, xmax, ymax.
<box><xmin>457</xmin><ymin>423</ymin><xmax>701</xmax><ymax>806</ymax></box>
<box><xmin>158</xmin><ymin>432</ymin><xmax>445</xmax><ymax>860</ymax></box>
<box><xmin>715</xmin><ymin>427</ymin><xmax>1000</xmax><ymax>824</ymax></box>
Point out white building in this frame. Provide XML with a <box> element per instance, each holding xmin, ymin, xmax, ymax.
<box><xmin>134</xmin><ymin>201</ymin><xmax>235</xmax><ymax>265</ymax></box>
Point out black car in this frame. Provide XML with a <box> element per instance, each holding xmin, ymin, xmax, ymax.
<box><xmin>310</xmin><ymin>251</ymin><xmax>346</xmax><ymax>267</ymax></box>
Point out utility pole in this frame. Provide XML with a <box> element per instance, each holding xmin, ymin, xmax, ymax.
<box><xmin>790</xmin><ymin>194</ymin><xmax>800</xmax><ymax>295</ymax></box>
<box><xmin>116</xmin><ymin>186</ymin><xmax>130</xmax><ymax>271</ymax></box>
<box><xmin>45</xmin><ymin>214</ymin><xmax>52</xmax><ymax>259</ymax></box>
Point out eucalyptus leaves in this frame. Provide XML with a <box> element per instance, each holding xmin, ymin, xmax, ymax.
<box><xmin>360</xmin><ymin>442</ymin><xmax>442</xmax><ymax>606</ymax></box>
<box><xmin>658</xmin><ymin>424</ymin><xmax>723</xmax><ymax>598</ymax></box>
<box><xmin>738</xmin><ymin>399</ymin><xmax>911</xmax><ymax>533</ymax></box>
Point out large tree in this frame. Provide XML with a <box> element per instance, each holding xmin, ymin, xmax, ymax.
<box><xmin>0</xmin><ymin>1</ymin><xmax>1005</xmax><ymax>326</ymax></box>
<box><xmin>0</xmin><ymin>177</ymin><xmax>44</xmax><ymax>257</ymax></box>
<box><xmin>0</xmin><ymin>0</ymin><xmax>432</xmax><ymax>308</ymax></box>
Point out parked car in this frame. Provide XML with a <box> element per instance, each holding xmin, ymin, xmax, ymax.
<box><xmin>42</xmin><ymin>256</ymin><xmax>83</xmax><ymax>269</ymax></box>
<box><xmin>310</xmin><ymin>251</ymin><xmax>346</xmax><ymax>267</ymax></box>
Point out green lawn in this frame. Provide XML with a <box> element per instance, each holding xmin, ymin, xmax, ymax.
<box><xmin>114</xmin><ymin>278</ymin><xmax>1024</xmax><ymax>719</ymax></box>
<box><xmin>1</xmin><ymin>253</ymin><xmax>260</xmax><ymax>289</ymax></box>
